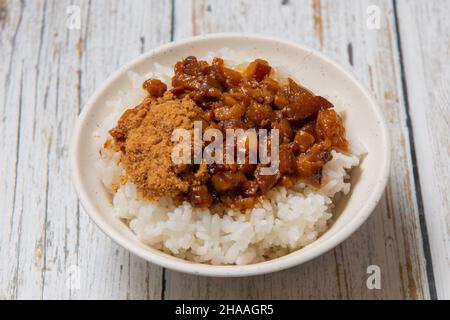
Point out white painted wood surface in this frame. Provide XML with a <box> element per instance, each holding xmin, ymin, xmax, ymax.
<box><xmin>396</xmin><ymin>0</ymin><xmax>450</xmax><ymax>299</ymax></box>
<box><xmin>0</xmin><ymin>0</ymin><xmax>447</xmax><ymax>299</ymax></box>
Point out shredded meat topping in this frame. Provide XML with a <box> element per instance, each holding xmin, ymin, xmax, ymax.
<box><xmin>109</xmin><ymin>57</ymin><xmax>348</xmax><ymax>210</ymax></box>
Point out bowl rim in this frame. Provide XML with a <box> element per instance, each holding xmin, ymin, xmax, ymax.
<box><xmin>71</xmin><ymin>32</ymin><xmax>391</xmax><ymax>277</ymax></box>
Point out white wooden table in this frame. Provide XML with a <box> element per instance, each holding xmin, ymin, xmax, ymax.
<box><xmin>1</xmin><ymin>0</ymin><xmax>449</xmax><ymax>300</ymax></box>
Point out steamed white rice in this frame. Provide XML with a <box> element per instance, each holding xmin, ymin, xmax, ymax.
<box><xmin>94</xmin><ymin>50</ymin><xmax>363</xmax><ymax>265</ymax></box>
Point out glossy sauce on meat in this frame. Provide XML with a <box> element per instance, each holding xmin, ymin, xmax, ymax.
<box><xmin>140</xmin><ymin>56</ymin><xmax>349</xmax><ymax>210</ymax></box>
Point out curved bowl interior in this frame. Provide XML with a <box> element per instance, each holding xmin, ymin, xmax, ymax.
<box><xmin>71</xmin><ymin>34</ymin><xmax>390</xmax><ymax>277</ymax></box>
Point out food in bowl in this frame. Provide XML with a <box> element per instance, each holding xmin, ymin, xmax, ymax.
<box><xmin>95</xmin><ymin>51</ymin><xmax>363</xmax><ymax>265</ymax></box>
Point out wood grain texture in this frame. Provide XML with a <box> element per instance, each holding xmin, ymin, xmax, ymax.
<box><xmin>396</xmin><ymin>0</ymin><xmax>450</xmax><ymax>299</ymax></box>
<box><xmin>0</xmin><ymin>0</ymin><xmax>171</xmax><ymax>299</ymax></box>
<box><xmin>164</xmin><ymin>0</ymin><xmax>431</xmax><ymax>299</ymax></box>
<box><xmin>0</xmin><ymin>0</ymin><xmax>445</xmax><ymax>300</ymax></box>
<box><xmin>0</xmin><ymin>0</ymin><xmax>26</xmax><ymax>300</ymax></box>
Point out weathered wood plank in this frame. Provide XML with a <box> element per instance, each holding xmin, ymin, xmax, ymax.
<box><xmin>0</xmin><ymin>0</ymin><xmax>27</xmax><ymax>300</ymax></box>
<box><xmin>0</xmin><ymin>0</ymin><xmax>58</xmax><ymax>299</ymax></box>
<box><xmin>0</xmin><ymin>0</ymin><xmax>172</xmax><ymax>299</ymax></box>
<box><xmin>164</xmin><ymin>0</ymin><xmax>430</xmax><ymax>299</ymax></box>
<box><xmin>396</xmin><ymin>0</ymin><xmax>450</xmax><ymax>299</ymax></box>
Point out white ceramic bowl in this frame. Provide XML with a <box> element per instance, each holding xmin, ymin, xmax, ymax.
<box><xmin>71</xmin><ymin>33</ymin><xmax>390</xmax><ymax>277</ymax></box>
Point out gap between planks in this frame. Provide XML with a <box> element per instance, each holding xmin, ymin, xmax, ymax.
<box><xmin>392</xmin><ymin>0</ymin><xmax>437</xmax><ymax>300</ymax></box>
